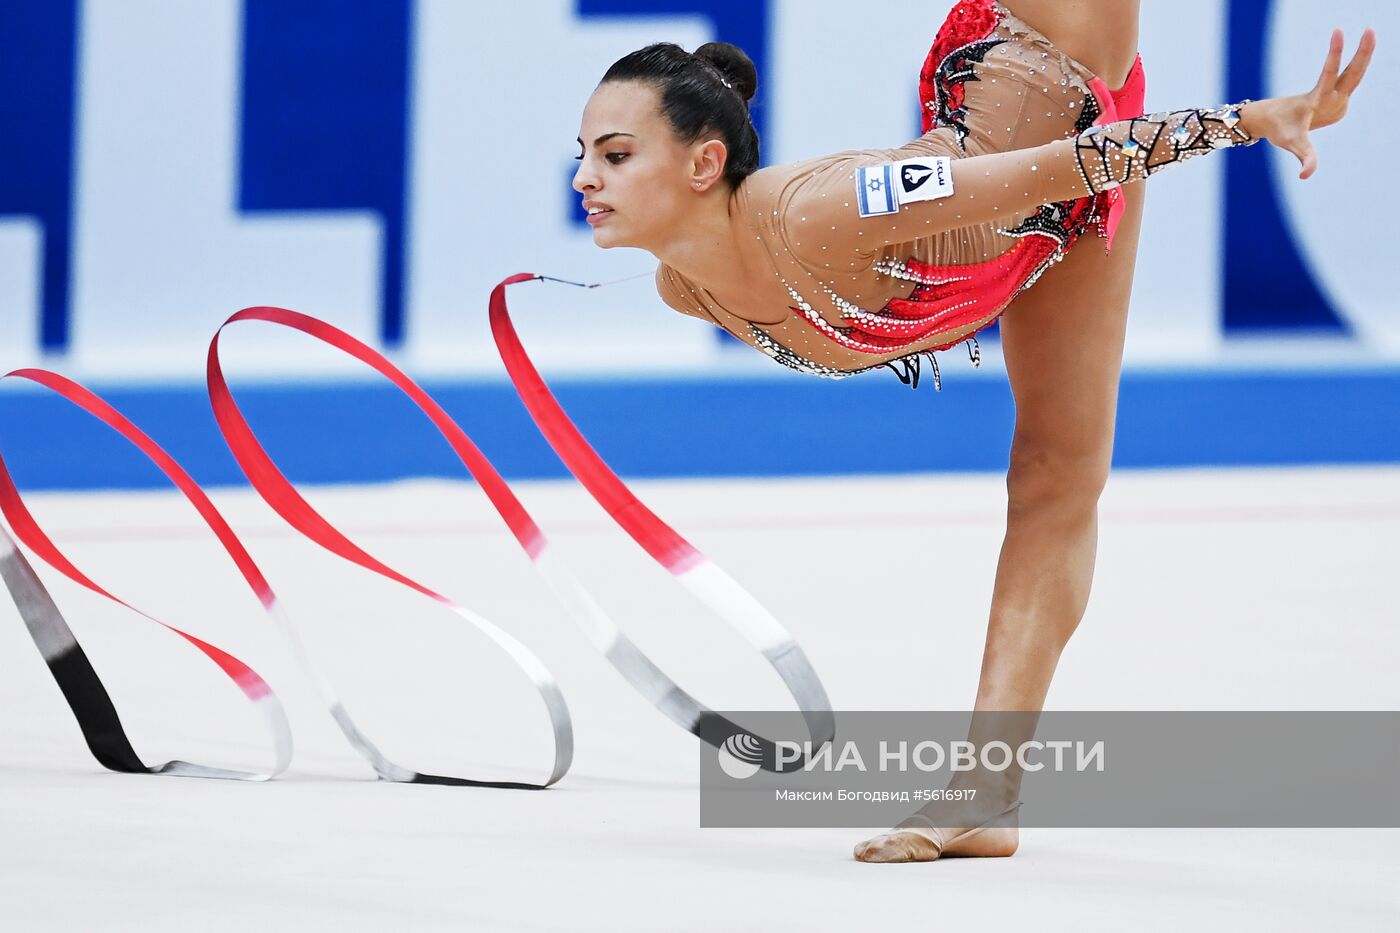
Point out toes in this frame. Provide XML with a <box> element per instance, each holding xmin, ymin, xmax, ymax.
<box><xmin>853</xmin><ymin>831</ymin><xmax>937</xmax><ymax>863</ymax></box>
<box><xmin>853</xmin><ymin>835</ymin><xmax>897</xmax><ymax>862</ymax></box>
<box><xmin>853</xmin><ymin>835</ymin><xmax>896</xmax><ymax>862</ymax></box>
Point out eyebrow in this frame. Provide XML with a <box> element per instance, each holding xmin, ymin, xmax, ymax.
<box><xmin>576</xmin><ymin>132</ymin><xmax>636</xmax><ymax>148</ymax></box>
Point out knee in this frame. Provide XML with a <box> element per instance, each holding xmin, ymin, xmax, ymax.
<box><xmin>1005</xmin><ymin>435</ymin><xmax>1112</xmax><ymax>516</ymax></box>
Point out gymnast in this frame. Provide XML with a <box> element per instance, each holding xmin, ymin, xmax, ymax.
<box><xmin>570</xmin><ymin>0</ymin><xmax>1375</xmax><ymax>862</ymax></box>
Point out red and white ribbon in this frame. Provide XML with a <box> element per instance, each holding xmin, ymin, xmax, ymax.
<box><xmin>209</xmin><ymin>308</ymin><xmax>573</xmax><ymax>788</ymax></box>
<box><xmin>0</xmin><ymin>369</ymin><xmax>291</xmax><ymax>781</ymax></box>
<box><xmin>1</xmin><ymin>272</ymin><xmax>835</xmax><ymax>782</ymax></box>
<box><xmin>209</xmin><ymin>284</ymin><xmax>834</xmax><ymax>770</ymax></box>
<box><xmin>489</xmin><ymin>274</ymin><xmax>834</xmax><ymax>761</ymax></box>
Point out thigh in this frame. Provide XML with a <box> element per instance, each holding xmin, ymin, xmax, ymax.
<box><xmin>1000</xmin><ymin>0</ymin><xmax>1141</xmax><ymax>90</ymax></box>
<box><xmin>997</xmin><ymin>182</ymin><xmax>1146</xmax><ymax>473</ymax></box>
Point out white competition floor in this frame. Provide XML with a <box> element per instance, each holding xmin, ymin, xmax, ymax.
<box><xmin>1</xmin><ymin>465</ymin><xmax>1397</xmax><ymax>931</ymax></box>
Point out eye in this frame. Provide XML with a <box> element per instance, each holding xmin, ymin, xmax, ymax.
<box><xmin>606</xmin><ymin>153</ymin><xmax>628</xmax><ymax>164</ymax></box>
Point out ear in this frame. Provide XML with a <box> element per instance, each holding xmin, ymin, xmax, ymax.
<box><xmin>690</xmin><ymin>137</ymin><xmax>729</xmax><ymax>191</ymax></box>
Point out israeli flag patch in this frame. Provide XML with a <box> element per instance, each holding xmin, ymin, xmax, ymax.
<box><xmin>856</xmin><ymin>156</ymin><xmax>954</xmax><ymax>217</ymax></box>
<box><xmin>855</xmin><ymin>163</ymin><xmax>898</xmax><ymax>217</ymax></box>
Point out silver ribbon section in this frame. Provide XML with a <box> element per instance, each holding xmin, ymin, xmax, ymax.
<box><xmin>0</xmin><ymin>523</ymin><xmax>292</xmax><ymax>781</ymax></box>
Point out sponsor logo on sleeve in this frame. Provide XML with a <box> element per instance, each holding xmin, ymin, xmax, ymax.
<box><xmin>856</xmin><ymin>156</ymin><xmax>954</xmax><ymax>217</ymax></box>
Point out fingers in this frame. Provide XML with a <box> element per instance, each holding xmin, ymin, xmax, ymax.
<box><xmin>1336</xmin><ymin>27</ymin><xmax>1377</xmax><ymax>96</ymax></box>
<box><xmin>1296</xmin><ymin>136</ymin><xmax>1318</xmax><ymax>180</ymax></box>
<box><xmin>1316</xmin><ymin>27</ymin><xmax>1344</xmax><ymax>91</ymax></box>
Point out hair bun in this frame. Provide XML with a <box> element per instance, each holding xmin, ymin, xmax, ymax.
<box><xmin>694</xmin><ymin>42</ymin><xmax>758</xmax><ymax>104</ymax></box>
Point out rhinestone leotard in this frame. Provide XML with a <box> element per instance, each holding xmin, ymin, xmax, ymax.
<box><xmin>655</xmin><ymin>1</ymin><xmax>1254</xmax><ymax>389</ymax></box>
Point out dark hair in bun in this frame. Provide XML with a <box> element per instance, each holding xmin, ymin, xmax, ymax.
<box><xmin>600</xmin><ymin>41</ymin><xmax>761</xmax><ymax>188</ymax></box>
<box><xmin>692</xmin><ymin>42</ymin><xmax>758</xmax><ymax>104</ymax></box>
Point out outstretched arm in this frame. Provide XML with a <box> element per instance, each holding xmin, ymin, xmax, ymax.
<box><xmin>785</xmin><ymin>27</ymin><xmax>1375</xmax><ymax>257</ymax></box>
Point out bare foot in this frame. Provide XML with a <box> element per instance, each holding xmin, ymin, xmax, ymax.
<box><xmin>853</xmin><ymin>800</ymin><xmax>1021</xmax><ymax>863</ymax></box>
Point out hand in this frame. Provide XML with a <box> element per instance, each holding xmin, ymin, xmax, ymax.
<box><xmin>1246</xmin><ymin>26</ymin><xmax>1377</xmax><ymax>179</ymax></box>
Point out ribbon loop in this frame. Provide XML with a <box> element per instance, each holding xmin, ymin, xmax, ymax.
<box><xmin>0</xmin><ymin>369</ymin><xmax>292</xmax><ymax>781</ymax></box>
<box><xmin>490</xmin><ymin>276</ymin><xmax>836</xmax><ymax>764</ymax></box>
<box><xmin>209</xmin><ymin>309</ymin><xmax>573</xmax><ymax>788</ymax></box>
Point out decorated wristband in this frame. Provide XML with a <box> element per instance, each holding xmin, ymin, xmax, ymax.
<box><xmin>1074</xmin><ymin>100</ymin><xmax>1260</xmax><ymax>194</ymax></box>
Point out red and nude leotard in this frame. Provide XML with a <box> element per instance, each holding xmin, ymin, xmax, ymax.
<box><xmin>656</xmin><ymin>0</ymin><xmax>1256</xmax><ymax>388</ymax></box>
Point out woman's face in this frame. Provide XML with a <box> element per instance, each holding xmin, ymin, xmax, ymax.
<box><xmin>572</xmin><ymin>80</ymin><xmax>722</xmax><ymax>251</ymax></box>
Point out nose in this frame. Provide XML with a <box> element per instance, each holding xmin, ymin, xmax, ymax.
<box><xmin>572</xmin><ymin>160</ymin><xmax>598</xmax><ymax>195</ymax></box>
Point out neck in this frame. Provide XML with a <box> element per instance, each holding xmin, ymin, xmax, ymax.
<box><xmin>648</xmin><ymin>186</ymin><xmax>750</xmax><ymax>294</ymax></box>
